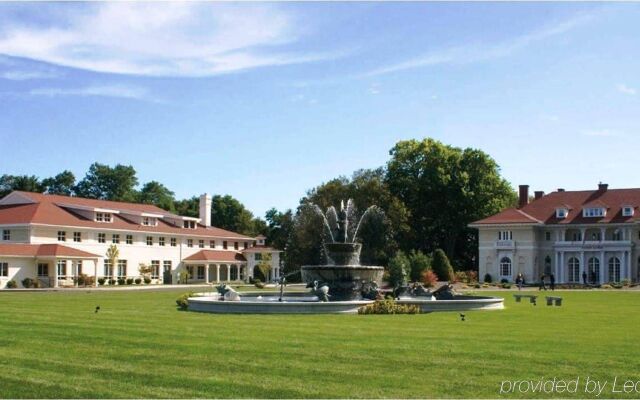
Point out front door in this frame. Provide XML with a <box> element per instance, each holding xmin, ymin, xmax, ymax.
<box><xmin>163</xmin><ymin>266</ymin><xmax>172</xmax><ymax>284</ymax></box>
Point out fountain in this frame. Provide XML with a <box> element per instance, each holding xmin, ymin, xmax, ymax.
<box><xmin>187</xmin><ymin>200</ymin><xmax>504</xmax><ymax>314</ymax></box>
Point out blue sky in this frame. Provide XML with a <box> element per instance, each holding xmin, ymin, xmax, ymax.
<box><xmin>1</xmin><ymin>2</ymin><xmax>639</xmax><ymax>217</ymax></box>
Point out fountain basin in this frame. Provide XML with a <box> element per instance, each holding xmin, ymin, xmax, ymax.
<box><xmin>187</xmin><ymin>292</ymin><xmax>504</xmax><ymax>314</ymax></box>
<box><xmin>301</xmin><ymin>264</ymin><xmax>384</xmax><ymax>301</ymax></box>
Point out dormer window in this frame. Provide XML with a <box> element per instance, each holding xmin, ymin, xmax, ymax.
<box><xmin>556</xmin><ymin>208</ymin><xmax>568</xmax><ymax>219</ymax></box>
<box><xmin>142</xmin><ymin>217</ymin><xmax>157</xmax><ymax>226</ymax></box>
<box><xmin>183</xmin><ymin>220</ymin><xmax>196</xmax><ymax>229</ymax></box>
<box><xmin>96</xmin><ymin>212</ymin><xmax>112</xmax><ymax>223</ymax></box>
<box><xmin>583</xmin><ymin>207</ymin><xmax>606</xmax><ymax>218</ymax></box>
<box><xmin>622</xmin><ymin>206</ymin><xmax>634</xmax><ymax>217</ymax></box>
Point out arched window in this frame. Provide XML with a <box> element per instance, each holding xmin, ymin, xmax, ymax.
<box><xmin>608</xmin><ymin>257</ymin><xmax>621</xmax><ymax>283</ymax></box>
<box><xmin>500</xmin><ymin>257</ymin><xmax>512</xmax><ymax>278</ymax></box>
<box><xmin>588</xmin><ymin>257</ymin><xmax>600</xmax><ymax>283</ymax></box>
<box><xmin>544</xmin><ymin>256</ymin><xmax>552</xmax><ymax>275</ymax></box>
<box><xmin>568</xmin><ymin>257</ymin><xmax>580</xmax><ymax>282</ymax></box>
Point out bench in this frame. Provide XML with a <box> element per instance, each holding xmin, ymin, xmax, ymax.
<box><xmin>513</xmin><ymin>294</ymin><xmax>537</xmax><ymax>304</ymax></box>
<box><xmin>545</xmin><ymin>296</ymin><xmax>563</xmax><ymax>306</ymax></box>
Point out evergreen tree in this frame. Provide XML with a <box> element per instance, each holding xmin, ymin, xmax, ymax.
<box><xmin>432</xmin><ymin>249</ymin><xmax>454</xmax><ymax>282</ymax></box>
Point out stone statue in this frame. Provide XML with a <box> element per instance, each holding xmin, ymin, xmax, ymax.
<box><xmin>216</xmin><ymin>283</ymin><xmax>241</xmax><ymax>301</ymax></box>
<box><xmin>309</xmin><ymin>280</ymin><xmax>330</xmax><ymax>302</ymax></box>
<box><xmin>361</xmin><ymin>281</ymin><xmax>382</xmax><ymax>300</ymax></box>
<box><xmin>336</xmin><ymin>201</ymin><xmax>348</xmax><ymax>243</ymax></box>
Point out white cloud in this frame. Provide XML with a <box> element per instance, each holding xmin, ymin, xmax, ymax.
<box><xmin>617</xmin><ymin>83</ymin><xmax>637</xmax><ymax>95</ymax></box>
<box><xmin>363</xmin><ymin>13</ymin><xmax>594</xmax><ymax>77</ymax></box>
<box><xmin>368</xmin><ymin>83</ymin><xmax>380</xmax><ymax>95</ymax></box>
<box><xmin>29</xmin><ymin>84</ymin><xmax>154</xmax><ymax>101</ymax></box>
<box><xmin>1</xmin><ymin>69</ymin><xmax>59</xmax><ymax>80</ymax></box>
<box><xmin>581</xmin><ymin>129</ymin><xmax>619</xmax><ymax>137</ymax></box>
<box><xmin>0</xmin><ymin>3</ymin><xmax>341</xmax><ymax>77</ymax></box>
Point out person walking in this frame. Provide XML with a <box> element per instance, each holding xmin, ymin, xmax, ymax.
<box><xmin>550</xmin><ymin>273</ymin><xmax>555</xmax><ymax>291</ymax></box>
<box><xmin>539</xmin><ymin>274</ymin><xmax>547</xmax><ymax>291</ymax></box>
<box><xmin>516</xmin><ymin>273</ymin><xmax>524</xmax><ymax>290</ymax></box>
<box><xmin>582</xmin><ymin>271</ymin><xmax>588</xmax><ymax>285</ymax></box>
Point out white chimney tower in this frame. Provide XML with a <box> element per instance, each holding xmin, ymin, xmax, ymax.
<box><xmin>199</xmin><ymin>193</ymin><xmax>212</xmax><ymax>227</ymax></box>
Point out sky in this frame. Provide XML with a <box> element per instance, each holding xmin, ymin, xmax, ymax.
<box><xmin>1</xmin><ymin>2</ymin><xmax>639</xmax><ymax>217</ymax></box>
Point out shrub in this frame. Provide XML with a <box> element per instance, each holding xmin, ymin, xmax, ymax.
<box><xmin>84</xmin><ymin>276</ymin><xmax>95</xmax><ymax>287</ymax></box>
<box><xmin>358</xmin><ymin>299</ymin><xmax>421</xmax><ymax>315</ymax></box>
<box><xmin>98</xmin><ymin>278</ymin><xmax>106</xmax><ymax>286</ymax></box>
<box><xmin>621</xmin><ymin>278</ymin><xmax>631</xmax><ymax>287</ymax></box>
<box><xmin>21</xmin><ymin>277</ymin><xmax>34</xmax><ymax>288</ymax></box>
<box><xmin>144</xmin><ymin>277</ymin><xmax>152</xmax><ymax>284</ymax></box>
<box><xmin>500</xmin><ymin>278</ymin><xmax>509</xmax><ymax>284</ymax></box>
<box><xmin>484</xmin><ymin>273</ymin><xmax>493</xmax><ymax>283</ymax></box>
<box><xmin>126</xmin><ymin>278</ymin><xmax>134</xmax><ymax>285</ymax></box>
<box><xmin>253</xmin><ymin>279</ymin><xmax>265</xmax><ymax>289</ymax></box>
<box><xmin>108</xmin><ymin>278</ymin><xmax>116</xmax><ymax>285</ymax></box>
<box><xmin>117</xmin><ymin>278</ymin><xmax>125</xmax><ymax>285</ymax></box>
<box><xmin>386</xmin><ymin>251</ymin><xmax>410</xmax><ymax>287</ymax></box>
<box><xmin>601</xmin><ymin>284</ymin><xmax>612</xmax><ymax>289</ymax></box>
<box><xmin>501</xmin><ymin>282</ymin><xmax>512</xmax><ymax>289</ymax></box>
<box><xmin>408</xmin><ymin>250</ymin><xmax>431</xmax><ymax>282</ymax></box>
<box><xmin>135</xmin><ymin>278</ymin><xmax>142</xmax><ymax>285</ymax></box>
<box><xmin>466</xmin><ymin>270</ymin><xmax>478</xmax><ymax>283</ymax></box>
<box><xmin>176</xmin><ymin>292</ymin><xmax>196</xmax><ymax>310</ymax></box>
<box><xmin>454</xmin><ymin>271</ymin><xmax>467</xmax><ymax>283</ymax></box>
<box><xmin>421</xmin><ymin>269</ymin><xmax>438</xmax><ymax>288</ymax></box>
<box><xmin>432</xmin><ymin>249</ymin><xmax>454</xmax><ymax>282</ymax></box>
<box><xmin>6</xmin><ymin>280</ymin><xmax>17</xmax><ymax>289</ymax></box>
<box><xmin>474</xmin><ymin>283</ymin><xmax>481</xmax><ymax>289</ymax></box>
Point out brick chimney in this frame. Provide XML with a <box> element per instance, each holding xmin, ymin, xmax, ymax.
<box><xmin>598</xmin><ymin>182</ymin><xmax>608</xmax><ymax>192</ymax></box>
<box><xmin>534</xmin><ymin>191</ymin><xmax>545</xmax><ymax>200</ymax></box>
<box><xmin>199</xmin><ymin>193</ymin><xmax>212</xmax><ymax>227</ymax></box>
<box><xmin>518</xmin><ymin>185</ymin><xmax>529</xmax><ymax>208</ymax></box>
<box><xmin>558</xmin><ymin>188</ymin><xmax>565</xmax><ymax>192</ymax></box>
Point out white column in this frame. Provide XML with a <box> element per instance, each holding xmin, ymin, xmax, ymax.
<box><xmin>205</xmin><ymin>264</ymin><xmax>210</xmax><ymax>284</ymax></box>
<box><xmin>580</xmin><ymin>228</ymin><xmax>586</xmax><ymax>243</ymax></box>
<box><xmin>74</xmin><ymin>261</ymin><xmax>78</xmax><ymax>288</ymax></box>
<box><xmin>53</xmin><ymin>259</ymin><xmax>59</xmax><ymax>288</ymax></box>
<box><xmin>626</xmin><ymin>251</ymin><xmax>631</xmax><ymax>281</ymax></box>
<box><xmin>600</xmin><ymin>251</ymin><xmax>606</xmax><ymax>283</ymax></box>
<box><xmin>554</xmin><ymin>252</ymin><xmax>559</xmax><ymax>278</ymax></box>
<box><xmin>216</xmin><ymin>264</ymin><xmax>220</xmax><ymax>283</ymax></box>
<box><xmin>559</xmin><ymin>251</ymin><xmax>565</xmax><ymax>283</ymax></box>
<box><xmin>580</xmin><ymin>251</ymin><xmax>585</xmax><ymax>284</ymax></box>
<box><xmin>93</xmin><ymin>259</ymin><xmax>98</xmax><ymax>287</ymax></box>
<box><xmin>600</xmin><ymin>227</ymin><xmax>606</xmax><ymax>241</ymax></box>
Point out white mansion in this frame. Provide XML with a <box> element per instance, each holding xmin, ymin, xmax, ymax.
<box><xmin>470</xmin><ymin>184</ymin><xmax>640</xmax><ymax>284</ymax></box>
<box><xmin>0</xmin><ymin>191</ymin><xmax>281</xmax><ymax>289</ymax></box>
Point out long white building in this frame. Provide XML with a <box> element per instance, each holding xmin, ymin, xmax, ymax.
<box><xmin>470</xmin><ymin>184</ymin><xmax>640</xmax><ymax>284</ymax></box>
<box><xmin>0</xmin><ymin>191</ymin><xmax>280</xmax><ymax>289</ymax></box>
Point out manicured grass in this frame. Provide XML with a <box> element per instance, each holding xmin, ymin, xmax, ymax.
<box><xmin>1</xmin><ymin>289</ymin><xmax>640</xmax><ymax>398</ymax></box>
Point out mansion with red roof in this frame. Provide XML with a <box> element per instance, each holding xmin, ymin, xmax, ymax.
<box><xmin>470</xmin><ymin>184</ymin><xmax>640</xmax><ymax>284</ymax></box>
<box><xmin>0</xmin><ymin>191</ymin><xmax>281</xmax><ymax>289</ymax></box>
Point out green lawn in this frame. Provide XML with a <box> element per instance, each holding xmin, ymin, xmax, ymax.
<box><xmin>1</xmin><ymin>289</ymin><xmax>640</xmax><ymax>398</ymax></box>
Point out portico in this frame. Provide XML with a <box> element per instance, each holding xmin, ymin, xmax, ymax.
<box><xmin>182</xmin><ymin>250</ymin><xmax>248</xmax><ymax>283</ymax></box>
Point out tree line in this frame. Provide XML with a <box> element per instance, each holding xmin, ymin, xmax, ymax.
<box><xmin>1</xmin><ymin>138</ymin><xmax>517</xmax><ymax>273</ymax></box>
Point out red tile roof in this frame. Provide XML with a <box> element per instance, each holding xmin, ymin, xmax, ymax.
<box><xmin>471</xmin><ymin>187</ymin><xmax>640</xmax><ymax>226</ymax></box>
<box><xmin>0</xmin><ymin>243</ymin><xmax>100</xmax><ymax>258</ymax></box>
<box><xmin>0</xmin><ymin>191</ymin><xmax>254</xmax><ymax>240</ymax></box>
<box><xmin>182</xmin><ymin>250</ymin><xmax>246</xmax><ymax>263</ymax></box>
<box><xmin>242</xmin><ymin>245</ymin><xmax>281</xmax><ymax>253</ymax></box>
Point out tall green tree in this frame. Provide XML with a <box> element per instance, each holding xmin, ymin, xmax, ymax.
<box><xmin>387</xmin><ymin>251</ymin><xmax>410</xmax><ymax>287</ymax></box>
<box><xmin>264</xmin><ymin>208</ymin><xmax>294</xmax><ymax>251</ymax></box>
<box><xmin>0</xmin><ymin>174</ymin><xmax>44</xmax><ymax>197</ymax></box>
<box><xmin>386</xmin><ymin>138</ymin><xmax>516</xmax><ymax>268</ymax></box>
<box><xmin>408</xmin><ymin>250</ymin><xmax>431</xmax><ymax>283</ymax></box>
<box><xmin>138</xmin><ymin>181</ymin><xmax>175</xmax><ymax>211</ymax></box>
<box><xmin>74</xmin><ymin>163</ymin><xmax>138</xmax><ymax>201</ymax></box>
<box><xmin>42</xmin><ymin>170</ymin><xmax>75</xmax><ymax>196</ymax></box>
<box><xmin>211</xmin><ymin>194</ymin><xmax>265</xmax><ymax>236</ymax></box>
<box><xmin>173</xmin><ymin>196</ymin><xmax>199</xmax><ymax>218</ymax></box>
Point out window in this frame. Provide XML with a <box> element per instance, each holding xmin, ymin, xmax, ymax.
<box><xmin>103</xmin><ymin>260</ymin><xmax>113</xmax><ymax>277</ymax></box>
<box><xmin>556</xmin><ymin>208</ymin><xmax>568</xmax><ymax>219</ymax></box>
<box><xmin>151</xmin><ymin>260</ymin><xmax>160</xmax><ymax>279</ymax></box>
<box><xmin>183</xmin><ymin>220</ymin><xmax>196</xmax><ymax>229</ymax></box>
<box><xmin>209</xmin><ymin>240</ymin><xmax>215</xmax><ymax>248</ymax></box>
<box><xmin>568</xmin><ymin>257</ymin><xmax>580</xmax><ymax>282</ymax></box>
<box><xmin>57</xmin><ymin>260</ymin><xmax>67</xmax><ymax>277</ymax></box>
<box><xmin>223</xmin><ymin>241</ymin><xmax>228</xmax><ymax>249</ymax></box>
<box><xmin>170</xmin><ymin>237</ymin><xmax>177</xmax><ymax>247</ymax></box>
<box><xmin>104</xmin><ymin>213</ymin><xmax>112</xmax><ymax>222</ymax></box>
<box><xmin>255</xmin><ymin>253</ymin><xmax>262</xmax><ymax>261</ymax></box>
<box><xmin>588</xmin><ymin>258</ymin><xmax>600</xmax><ymax>282</ymax></box>
<box><xmin>142</xmin><ymin>217</ymin><xmax>156</xmax><ymax>226</ymax></box>
<box><xmin>199</xmin><ymin>240</ymin><xmax>204</xmax><ymax>248</ymax></box>
<box><xmin>126</xmin><ymin>235</ymin><xmax>133</xmax><ymax>245</ymax></box>
<box><xmin>497</xmin><ymin>231</ymin><xmax>512</xmax><ymax>241</ymax></box>
<box><xmin>57</xmin><ymin>231</ymin><xmax>66</xmax><ymax>242</ymax></box>
<box><xmin>146</xmin><ymin>236</ymin><xmax>153</xmax><ymax>246</ymax></box>
<box><xmin>159</xmin><ymin>237</ymin><xmax>165</xmax><ymax>247</ymax></box>
<box><xmin>622</xmin><ymin>206</ymin><xmax>634</xmax><ymax>217</ymax></box>
<box><xmin>187</xmin><ymin>239</ymin><xmax>193</xmax><ymax>248</ymax></box>
<box><xmin>98</xmin><ymin>233</ymin><xmax>106</xmax><ymax>243</ymax></box>
<box><xmin>234</xmin><ymin>242</ymin><xmax>239</xmax><ymax>250</ymax></box>
<box><xmin>112</xmin><ymin>234</ymin><xmax>120</xmax><ymax>244</ymax></box>
<box><xmin>75</xmin><ymin>260</ymin><xmax>83</xmax><ymax>275</ymax></box>
<box><xmin>37</xmin><ymin>263</ymin><xmax>48</xmax><ymax>277</ymax></box>
<box><xmin>197</xmin><ymin>265</ymin><xmax>205</xmax><ymax>279</ymax></box>
<box><xmin>117</xmin><ymin>260</ymin><xmax>127</xmax><ymax>277</ymax></box>
<box><xmin>571</xmin><ymin>232</ymin><xmax>582</xmax><ymax>241</ymax></box>
<box><xmin>96</xmin><ymin>212</ymin><xmax>112</xmax><ymax>222</ymax></box>
<box><xmin>583</xmin><ymin>207</ymin><xmax>605</xmax><ymax>218</ymax></box>
<box><xmin>612</xmin><ymin>230</ymin><xmax>623</xmax><ymax>241</ymax></box>
<box><xmin>244</xmin><ymin>242</ymin><xmax>249</xmax><ymax>249</ymax></box>
<box><xmin>73</xmin><ymin>232</ymin><xmax>82</xmax><ymax>242</ymax></box>
<box><xmin>0</xmin><ymin>262</ymin><xmax>7</xmax><ymax>277</ymax></box>
<box><xmin>545</xmin><ymin>232</ymin><xmax>551</xmax><ymax>241</ymax></box>
<box><xmin>591</xmin><ymin>232</ymin><xmax>601</xmax><ymax>241</ymax></box>
<box><xmin>499</xmin><ymin>257</ymin><xmax>512</xmax><ymax>277</ymax></box>
<box><xmin>500</xmin><ymin>257</ymin><xmax>511</xmax><ymax>277</ymax></box>
<box><xmin>608</xmin><ymin>257</ymin><xmax>621</xmax><ymax>283</ymax></box>
<box><xmin>2</xmin><ymin>229</ymin><xmax>10</xmax><ymax>241</ymax></box>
